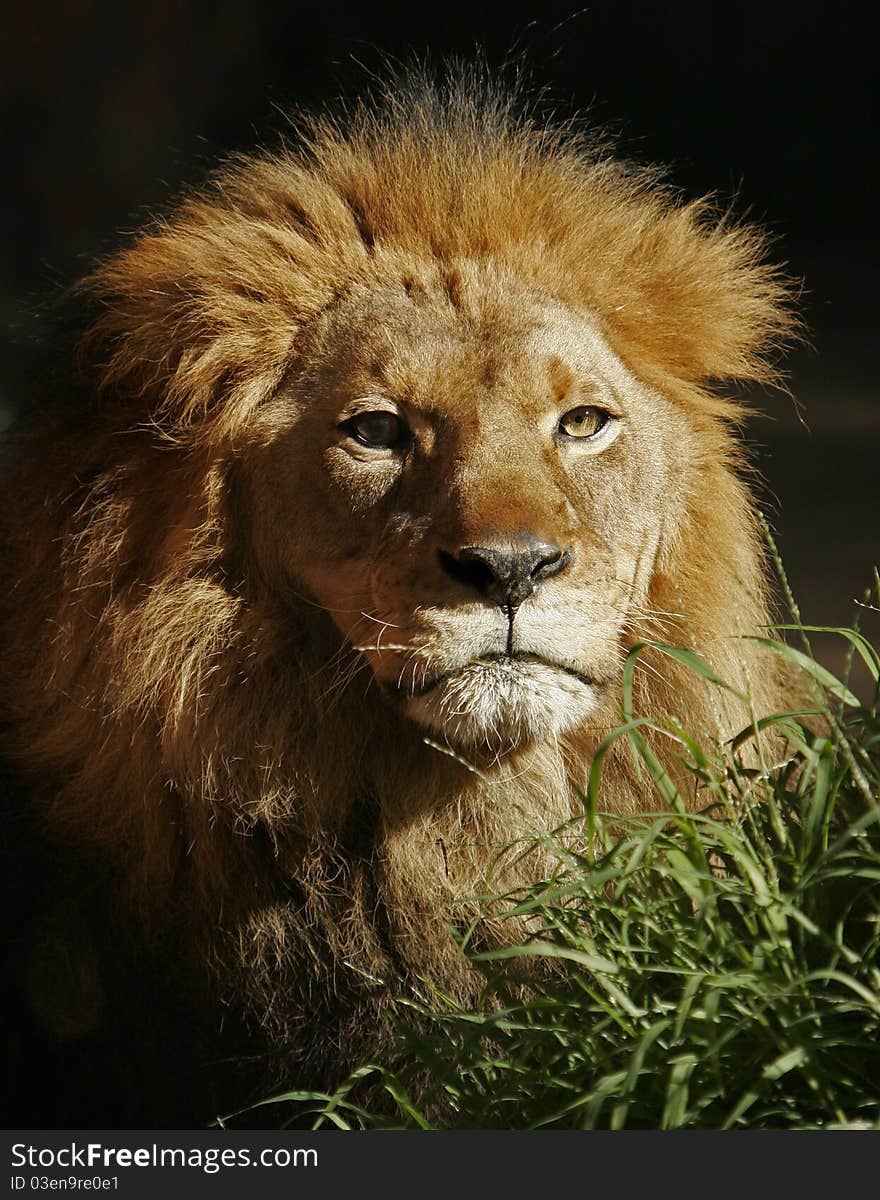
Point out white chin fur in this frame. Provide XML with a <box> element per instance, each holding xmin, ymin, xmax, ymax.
<box><xmin>404</xmin><ymin>658</ymin><xmax>601</xmax><ymax>751</ymax></box>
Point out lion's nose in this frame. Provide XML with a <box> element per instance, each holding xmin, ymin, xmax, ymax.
<box><xmin>438</xmin><ymin>537</ymin><xmax>571</xmax><ymax>611</ymax></box>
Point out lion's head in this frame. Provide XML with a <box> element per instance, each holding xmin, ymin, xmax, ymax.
<box><xmin>1</xmin><ymin>72</ymin><xmax>797</xmax><ymax>1123</ymax></box>
<box><xmin>245</xmin><ymin>280</ymin><xmax>695</xmax><ymax>754</ymax></box>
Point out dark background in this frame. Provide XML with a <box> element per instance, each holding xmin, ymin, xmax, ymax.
<box><xmin>2</xmin><ymin>0</ymin><xmax>877</xmax><ymax>679</ymax></box>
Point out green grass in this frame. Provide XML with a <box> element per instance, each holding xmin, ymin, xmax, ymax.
<box><xmin>245</xmin><ymin>581</ymin><xmax>880</xmax><ymax>1131</ymax></box>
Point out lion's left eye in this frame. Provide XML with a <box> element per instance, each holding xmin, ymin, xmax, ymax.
<box><xmin>557</xmin><ymin>405</ymin><xmax>612</xmax><ymax>440</ymax></box>
<box><xmin>341</xmin><ymin>411</ymin><xmax>408</xmax><ymax>449</ymax></box>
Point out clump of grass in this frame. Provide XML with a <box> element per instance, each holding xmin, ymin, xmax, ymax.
<box><xmin>247</xmin><ymin>603</ymin><xmax>880</xmax><ymax>1131</ymax></box>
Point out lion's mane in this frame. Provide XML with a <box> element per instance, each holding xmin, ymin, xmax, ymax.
<box><xmin>1</xmin><ymin>71</ymin><xmax>796</xmax><ymax>1126</ymax></box>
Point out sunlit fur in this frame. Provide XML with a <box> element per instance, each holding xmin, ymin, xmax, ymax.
<box><xmin>0</xmin><ymin>70</ymin><xmax>798</xmax><ymax>1111</ymax></box>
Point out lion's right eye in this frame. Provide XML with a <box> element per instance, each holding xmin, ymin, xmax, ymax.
<box><xmin>341</xmin><ymin>411</ymin><xmax>408</xmax><ymax>450</ymax></box>
<box><xmin>558</xmin><ymin>405</ymin><xmax>612</xmax><ymax>440</ymax></box>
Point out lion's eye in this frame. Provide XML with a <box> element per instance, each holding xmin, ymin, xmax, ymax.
<box><xmin>558</xmin><ymin>405</ymin><xmax>612</xmax><ymax>440</ymax></box>
<box><xmin>342</xmin><ymin>411</ymin><xmax>408</xmax><ymax>450</ymax></box>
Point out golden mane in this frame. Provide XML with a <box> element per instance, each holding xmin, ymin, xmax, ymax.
<box><xmin>1</xmin><ymin>70</ymin><xmax>797</xmax><ymax>1125</ymax></box>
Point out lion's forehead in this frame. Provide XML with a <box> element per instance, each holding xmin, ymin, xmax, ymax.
<box><xmin>318</xmin><ymin>274</ymin><xmax>632</xmax><ymax>413</ymax></box>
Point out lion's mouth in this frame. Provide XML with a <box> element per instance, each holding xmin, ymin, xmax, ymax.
<box><xmin>397</xmin><ymin>650</ymin><xmax>607</xmax><ymax>749</ymax></box>
<box><xmin>407</xmin><ymin>652</ymin><xmax>596</xmax><ymax>698</ymax></box>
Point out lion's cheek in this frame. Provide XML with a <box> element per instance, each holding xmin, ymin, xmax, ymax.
<box><xmin>283</xmin><ymin>552</ymin><xmax>376</xmax><ymax>645</ymax></box>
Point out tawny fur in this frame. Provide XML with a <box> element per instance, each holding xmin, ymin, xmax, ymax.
<box><xmin>0</xmin><ymin>72</ymin><xmax>798</xmax><ymax>1123</ymax></box>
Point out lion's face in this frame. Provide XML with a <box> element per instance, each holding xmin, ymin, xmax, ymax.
<box><xmin>245</xmin><ymin>259</ymin><xmax>693</xmax><ymax>753</ymax></box>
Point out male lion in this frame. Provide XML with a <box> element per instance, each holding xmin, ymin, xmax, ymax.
<box><xmin>1</xmin><ymin>74</ymin><xmax>796</xmax><ymax>1127</ymax></box>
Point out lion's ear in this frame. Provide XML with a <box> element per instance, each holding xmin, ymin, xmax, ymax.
<box><xmin>76</xmin><ymin>183</ymin><xmax>345</xmax><ymax>443</ymax></box>
<box><xmin>583</xmin><ymin>186</ymin><xmax>802</xmax><ymax>402</ymax></box>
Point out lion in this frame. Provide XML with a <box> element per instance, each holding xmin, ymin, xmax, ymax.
<box><xmin>0</xmin><ymin>71</ymin><xmax>796</xmax><ymax>1127</ymax></box>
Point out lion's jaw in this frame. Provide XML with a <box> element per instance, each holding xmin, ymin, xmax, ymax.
<box><xmin>404</xmin><ymin>655</ymin><xmax>602</xmax><ymax>750</ymax></box>
<box><xmin>356</xmin><ymin>588</ymin><xmax>622</xmax><ymax>753</ymax></box>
